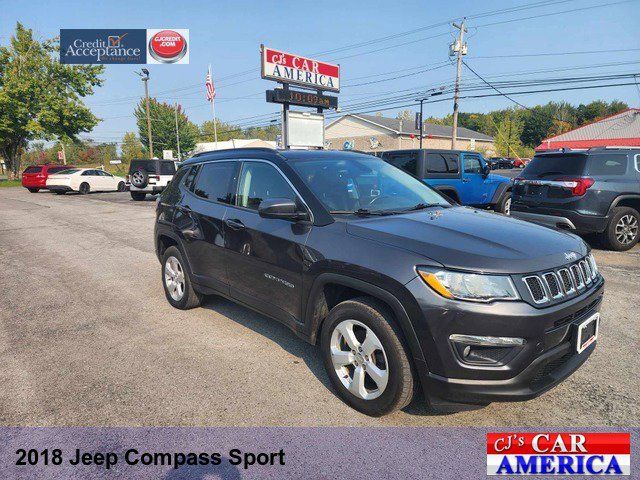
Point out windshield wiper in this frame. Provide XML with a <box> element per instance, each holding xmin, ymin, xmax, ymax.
<box><xmin>329</xmin><ymin>209</ymin><xmax>391</xmax><ymax>216</ymax></box>
<box><xmin>402</xmin><ymin>202</ymin><xmax>446</xmax><ymax>212</ymax></box>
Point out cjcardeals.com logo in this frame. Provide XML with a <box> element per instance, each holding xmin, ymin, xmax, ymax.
<box><xmin>487</xmin><ymin>432</ymin><xmax>630</xmax><ymax>475</ymax></box>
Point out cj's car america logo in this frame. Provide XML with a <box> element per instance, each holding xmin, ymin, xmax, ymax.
<box><xmin>487</xmin><ymin>433</ymin><xmax>630</xmax><ymax>476</ymax></box>
<box><xmin>60</xmin><ymin>29</ymin><xmax>189</xmax><ymax>64</ymax></box>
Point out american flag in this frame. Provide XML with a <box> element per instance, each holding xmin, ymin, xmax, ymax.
<box><xmin>205</xmin><ymin>66</ymin><xmax>215</xmax><ymax>101</ymax></box>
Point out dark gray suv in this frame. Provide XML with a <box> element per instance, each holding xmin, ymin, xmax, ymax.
<box><xmin>511</xmin><ymin>147</ymin><xmax>640</xmax><ymax>250</ymax></box>
<box><xmin>154</xmin><ymin>149</ymin><xmax>604</xmax><ymax>416</ymax></box>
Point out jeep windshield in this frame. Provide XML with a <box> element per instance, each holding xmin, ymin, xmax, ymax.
<box><xmin>288</xmin><ymin>154</ymin><xmax>450</xmax><ymax>214</ymax></box>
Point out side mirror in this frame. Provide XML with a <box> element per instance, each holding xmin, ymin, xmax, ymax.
<box><xmin>258</xmin><ymin>198</ymin><xmax>310</xmax><ymax>222</ymax></box>
<box><xmin>482</xmin><ymin>164</ymin><xmax>490</xmax><ymax>178</ymax></box>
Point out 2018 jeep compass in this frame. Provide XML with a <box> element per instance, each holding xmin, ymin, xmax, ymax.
<box><xmin>154</xmin><ymin>148</ymin><xmax>604</xmax><ymax>416</ymax></box>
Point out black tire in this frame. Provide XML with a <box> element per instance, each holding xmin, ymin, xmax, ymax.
<box><xmin>27</xmin><ymin>188</ymin><xmax>39</xmax><ymax>193</ymax></box>
<box><xmin>161</xmin><ymin>246</ymin><xmax>203</xmax><ymax>310</ymax></box>
<box><xmin>54</xmin><ymin>190</ymin><xmax>66</xmax><ymax>195</ymax></box>
<box><xmin>117</xmin><ymin>181</ymin><xmax>126</xmax><ymax>192</ymax></box>
<box><xmin>320</xmin><ymin>297</ymin><xmax>415</xmax><ymax>416</ymax></box>
<box><xmin>130</xmin><ymin>191</ymin><xmax>146</xmax><ymax>201</ymax></box>
<box><xmin>600</xmin><ymin>206</ymin><xmax>640</xmax><ymax>251</ymax></box>
<box><xmin>79</xmin><ymin>182</ymin><xmax>90</xmax><ymax>195</ymax></box>
<box><xmin>131</xmin><ymin>169</ymin><xmax>149</xmax><ymax>189</ymax></box>
<box><xmin>496</xmin><ymin>191</ymin><xmax>512</xmax><ymax>215</ymax></box>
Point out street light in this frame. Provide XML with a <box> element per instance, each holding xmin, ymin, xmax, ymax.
<box><xmin>136</xmin><ymin>69</ymin><xmax>153</xmax><ymax>159</ymax></box>
<box><xmin>416</xmin><ymin>87</ymin><xmax>445</xmax><ymax>150</ymax></box>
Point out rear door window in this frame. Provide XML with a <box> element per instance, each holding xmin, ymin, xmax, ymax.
<box><xmin>385</xmin><ymin>153</ymin><xmax>418</xmax><ymax>176</ymax></box>
<box><xmin>586</xmin><ymin>154</ymin><xmax>628</xmax><ymax>176</ymax></box>
<box><xmin>192</xmin><ymin>161</ymin><xmax>236</xmax><ymax>204</ymax></box>
<box><xmin>426</xmin><ymin>153</ymin><xmax>459</xmax><ymax>175</ymax></box>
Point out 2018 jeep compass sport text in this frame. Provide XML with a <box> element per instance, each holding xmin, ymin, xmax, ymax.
<box><xmin>154</xmin><ymin>149</ymin><xmax>604</xmax><ymax>416</ymax></box>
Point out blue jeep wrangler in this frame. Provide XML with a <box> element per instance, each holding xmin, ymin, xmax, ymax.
<box><xmin>380</xmin><ymin>149</ymin><xmax>513</xmax><ymax>213</ymax></box>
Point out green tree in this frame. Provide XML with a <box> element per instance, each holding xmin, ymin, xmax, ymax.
<box><xmin>199</xmin><ymin>119</ymin><xmax>242</xmax><ymax>142</ymax></box>
<box><xmin>135</xmin><ymin>100</ymin><xmax>199</xmax><ymax>157</ymax></box>
<box><xmin>121</xmin><ymin>132</ymin><xmax>146</xmax><ymax>163</ymax></box>
<box><xmin>0</xmin><ymin>23</ymin><xmax>104</xmax><ymax>177</ymax></box>
<box><xmin>494</xmin><ymin>110</ymin><xmax>524</xmax><ymax>157</ymax></box>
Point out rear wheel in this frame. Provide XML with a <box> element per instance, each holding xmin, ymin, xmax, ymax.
<box><xmin>117</xmin><ymin>181</ymin><xmax>126</xmax><ymax>192</ymax></box>
<box><xmin>600</xmin><ymin>206</ymin><xmax>639</xmax><ymax>251</ymax></box>
<box><xmin>320</xmin><ymin>297</ymin><xmax>415</xmax><ymax>416</ymax></box>
<box><xmin>130</xmin><ymin>191</ymin><xmax>146</xmax><ymax>201</ymax></box>
<box><xmin>162</xmin><ymin>246</ymin><xmax>202</xmax><ymax>309</ymax></box>
<box><xmin>496</xmin><ymin>191</ymin><xmax>512</xmax><ymax>215</ymax></box>
<box><xmin>27</xmin><ymin>188</ymin><xmax>39</xmax><ymax>193</ymax></box>
<box><xmin>79</xmin><ymin>182</ymin><xmax>90</xmax><ymax>195</ymax></box>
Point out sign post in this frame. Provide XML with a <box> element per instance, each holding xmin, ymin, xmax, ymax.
<box><xmin>261</xmin><ymin>45</ymin><xmax>340</xmax><ymax>149</ymax></box>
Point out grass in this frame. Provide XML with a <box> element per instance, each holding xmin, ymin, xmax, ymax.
<box><xmin>0</xmin><ymin>180</ymin><xmax>21</xmax><ymax>188</ymax></box>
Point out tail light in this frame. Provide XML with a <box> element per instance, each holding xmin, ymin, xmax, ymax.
<box><xmin>555</xmin><ymin>176</ymin><xmax>595</xmax><ymax>196</ymax></box>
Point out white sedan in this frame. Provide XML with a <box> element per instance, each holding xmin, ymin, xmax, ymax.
<box><xmin>46</xmin><ymin>168</ymin><xmax>127</xmax><ymax>195</ymax></box>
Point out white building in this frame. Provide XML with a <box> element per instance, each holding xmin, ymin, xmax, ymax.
<box><xmin>193</xmin><ymin>138</ymin><xmax>277</xmax><ymax>154</ymax></box>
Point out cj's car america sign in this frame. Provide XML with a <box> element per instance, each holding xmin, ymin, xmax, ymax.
<box><xmin>60</xmin><ymin>29</ymin><xmax>189</xmax><ymax>64</ymax></box>
<box><xmin>487</xmin><ymin>433</ymin><xmax>630</xmax><ymax>475</ymax></box>
<box><xmin>261</xmin><ymin>45</ymin><xmax>340</xmax><ymax>92</ymax></box>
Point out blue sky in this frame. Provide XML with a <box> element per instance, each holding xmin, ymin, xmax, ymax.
<box><xmin>1</xmin><ymin>0</ymin><xmax>639</xmax><ymax>145</ymax></box>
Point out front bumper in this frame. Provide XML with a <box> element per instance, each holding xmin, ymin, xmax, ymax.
<box><xmin>511</xmin><ymin>204</ymin><xmax>608</xmax><ymax>234</ymax></box>
<box><xmin>406</xmin><ymin>274</ymin><xmax>604</xmax><ymax>407</ymax></box>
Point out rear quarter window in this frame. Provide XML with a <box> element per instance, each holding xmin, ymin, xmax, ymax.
<box><xmin>586</xmin><ymin>154</ymin><xmax>628</xmax><ymax>176</ymax></box>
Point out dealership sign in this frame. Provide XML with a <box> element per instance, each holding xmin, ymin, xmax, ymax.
<box><xmin>487</xmin><ymin>433</ymin><xmax>630</xmax><ymax>476</ymax></box>
<box><xmin>60</xmin><ymin>29</ymin><xmax>189</xmax><ymax>64</ymax></box>
<box><xmin>261</xmin><ymin>46</ymin><xmax>340</xmax><ymax>92</ymax></box>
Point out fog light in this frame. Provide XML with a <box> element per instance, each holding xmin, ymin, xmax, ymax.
<box><xmin>449</xmin><ymin>334</ymin><xmax>525</xmax><ymax>346</ymax></box>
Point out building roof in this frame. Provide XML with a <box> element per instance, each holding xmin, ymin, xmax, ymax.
<box><xmin>330</xmin><ymin>113</ymin><xmax>494</xmax><ymax>141</ymax></box>
<box><xmin>536</xmin><ymin>108</ymin><xmax>640</xmax><ymax>151</ymax></box>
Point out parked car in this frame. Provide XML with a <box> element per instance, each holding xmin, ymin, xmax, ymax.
<box><xmin>46</xmin><ymin>168</ymin><xmax>126</xmax><ymax>195</ymax></box>
<box><xmin>155</xmin><ymin>148</ymin><xmax>603</xmax><ymax>416</ymax></box>
<box><xmin>380</xmin><ymin>149</ymin><xmax>513</xmax><ymax>214</ymax></box>
<box><xmin>126</xmin><ymin>159</ymin><xmax>176</xmax><ymax>201</ymax></box>
<box><xmin>513</xmin><ymin>158</ymin><xmax>530</xmax><ymax>169</ymax></box>
<box><xmin>21</xmin><ymin>164</ymin><xmax>74</xmax><ymax>193</ymax></box>
<box><xmin>489</xmin><ymin>157</ymin><xmax>515</xmax><ymax>169</ymax></box>
<box><xmin>512</xmin><ymin>147</ymin><xmax>640</xmax><ymax>251</ymax></box>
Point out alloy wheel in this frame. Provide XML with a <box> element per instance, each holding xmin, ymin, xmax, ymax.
<box><xmin>330</xmin><ymin>319</ymin><xmax>389</xmax><ymax>400</ymax></box>
<box><xmin>164</xmin><ymin>256</ymin><xmax>186</xmax><ymax>301</ymax></box>
<box><xmin>504</xmin><ymin>197</ymin><xmax>511</xmax><ymax>215</ymax></box>
<box><xmin>615</xmin><ymin>214</ymin><xmax>639</xmax><ymax>245</ymax></box>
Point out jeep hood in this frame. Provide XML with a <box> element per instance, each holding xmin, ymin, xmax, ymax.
<box><xmin>345</xmin><ymin>206</ymin><xmax>587</xmax><ymax>274</ymax></box>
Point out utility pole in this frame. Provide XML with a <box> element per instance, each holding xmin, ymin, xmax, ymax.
<box><xmin>450</xmin><ymin>18</ymin><xmax>467</xmax><ymax>150</ymax></box>
<box><xmin>138</xmin><ymin>69</ymin><xmax>154</xmax><ymax>159</ymax></box>
<box><xmin>174</xmin><ymin>103</ymin><xmax>181</xmax><ymax>161</ymax></box>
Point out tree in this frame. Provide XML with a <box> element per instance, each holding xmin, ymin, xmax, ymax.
<box><xmin>0</xmin><ymin>23</ymin><xmax>104</xmax><ymax>177</ymax></box>
<box><xmin>135</xmin><ymin>99</ymin><xmax>199</xmax><ymax>157</ymax></box>
<box><xmin>395</xmin><ymin>110</ymin><xmax>414</xmax><ymax>122</ymax></box>
<box><xmin>121</xmin><ymin>132</ymin><xmax>146</xmax><ymax>163</ymax></box>
<box><xmin>199</xmin><ymin>119</ymin><xmax>241</xmax><ymax>142</ymax></box>
<box><xmin>494</xmin><ymin>110</ymin><xmax>524</xmax><ymax>157</ymax></box>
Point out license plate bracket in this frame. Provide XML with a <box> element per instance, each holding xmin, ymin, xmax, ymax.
<box><xmin>576</xmin><ymin>313</ymin><xmax>599</xmax><ymax>354</ymax></box>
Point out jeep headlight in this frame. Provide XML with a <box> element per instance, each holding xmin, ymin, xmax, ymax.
<box><xmin>417</xmin><ymin>268</ymin><xmax>520</xmax><ymax>302</ymax></box>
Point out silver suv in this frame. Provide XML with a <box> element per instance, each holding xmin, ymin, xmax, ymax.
<box><xmin>127</xmin><ymin>159</ymin><xmax>177</xmax><ymax>201</ymax></box>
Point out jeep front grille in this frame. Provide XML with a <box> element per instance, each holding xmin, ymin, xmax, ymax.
<box><xmin>522</xmin><ymin>257</ymin><xmax>599</xmax><ymax>305</ymax></box>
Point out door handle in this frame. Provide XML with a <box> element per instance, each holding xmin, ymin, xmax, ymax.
<box><xmin>462</xmin><ymin>178</ymin><xmax>471</xmax><ymax>183</ymax></box>
<box><xmin>225</xmin><ymin>218</ymin><xmax>245</xmax><ymax>230</ymax></box>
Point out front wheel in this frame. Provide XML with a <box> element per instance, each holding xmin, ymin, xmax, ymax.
<box><xmin>320</xmin><ymin>297</ymin><xmax>415</xmax><ymax>416</ymax></box>
<box><xmin>117</xmin><ymin>181</ymin><xmax>126</xmax><ymax>192</ymax></box>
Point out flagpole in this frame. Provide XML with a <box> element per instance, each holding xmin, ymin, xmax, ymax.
<box><xmin>209</xmin><ymin>64</ymin><xmax>218</xmax><ymax>148</ymax></box>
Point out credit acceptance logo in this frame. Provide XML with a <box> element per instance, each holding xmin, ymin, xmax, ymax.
<box><xmin>487</xmin><ymin>433</ymin><xmax>630</xmax><ymax>475</ymax></box>
<box><xmin>60</xmin><ymin>29</ymin><xmax>189</xmax><ymax>64</ymax></box>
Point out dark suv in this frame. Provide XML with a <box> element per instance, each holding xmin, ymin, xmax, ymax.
<box><xmin>154</xmin><ymin>148</ymin><xmax>604</xmax><ymax>416</ymax></box>
<box><xmin>511</xmin><ymin>148</ymin><xmax>640</xmax><ymax>250</ymax></box>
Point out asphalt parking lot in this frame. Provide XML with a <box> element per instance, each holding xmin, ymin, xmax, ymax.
<box><xmin>1</xmin><ymin>186</ymin><xmax>638</xmax><ymax>427</ymax></box>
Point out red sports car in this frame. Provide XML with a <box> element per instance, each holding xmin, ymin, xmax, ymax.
<box><xmin>22</xmin><ymin>164</ymin><xmax>74</xmax><ymax>193</ymax></box>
